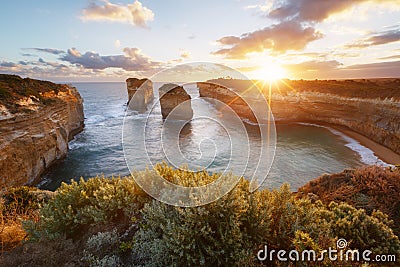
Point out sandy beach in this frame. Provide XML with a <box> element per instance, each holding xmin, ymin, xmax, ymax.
<box><xmin>330</xmin><ymin>125</ymin><xmax>400</xmax><ymax>165</ymax></box>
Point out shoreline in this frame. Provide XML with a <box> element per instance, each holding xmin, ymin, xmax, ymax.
<box><xmin>276</xmin><ymin>120</ymin><xmax>400</xmax><ymax>166</ymax></box>
<box><xmin>329</xmin><ymin>125</ymin><xmax>400</xmax><ymax>165</ymax></box>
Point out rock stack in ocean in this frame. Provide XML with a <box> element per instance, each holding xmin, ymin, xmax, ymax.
<box><xmin>159</xmin><ymin>83</ymin><xmax>193</xmax><ymax>120</ymax></box>
<box><xmin>0</xmin><ymin>74</ymin><xmax>84</xmax><ymax>188</ymax></box>
<box><xmin>126</xmin><ymin>78</ymin><xmax>154</xmax><ymax>110</ymax></box>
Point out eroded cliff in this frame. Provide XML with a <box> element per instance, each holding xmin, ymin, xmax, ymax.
<box><xmin>159</xmin><ymin>83</ymin><xmax>193</xmax><ymax>120</ymax></box>
<box><xmin>0</xmin><ymin>75</ymin><xmax>84</xmax><ymax>188</ymax></box>
<box><xmin>198</xmin><ymin>79</ymin><xmax>400</xmax><ymax>155</ymax></box>
<box><xmin>126</xmin><ymin>78</ymin><xmax>153</xmax><ymax>110</ymax></box>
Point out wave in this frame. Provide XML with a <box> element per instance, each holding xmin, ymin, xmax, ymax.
<box><xmin>297</xmin><ymin>122</ymin><xmax>389</xmax><ymax>166</ymax></box>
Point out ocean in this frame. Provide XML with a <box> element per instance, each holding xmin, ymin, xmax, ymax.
<box><xmin>39</xmin><ymin>82</ymin><xmax>385</xmax><ymax>191</ymax></box>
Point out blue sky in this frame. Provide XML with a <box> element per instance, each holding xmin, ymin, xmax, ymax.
<box><xmin>0</xmin><ymin>0</ymin><xmax>399</xmax><ymax>82</ymax></box>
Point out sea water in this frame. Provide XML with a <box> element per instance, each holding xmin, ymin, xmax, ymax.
<box><xmin>39</xmin><ymin>82</ymin><xmax>384</xmax><ymax>191</ymax></box>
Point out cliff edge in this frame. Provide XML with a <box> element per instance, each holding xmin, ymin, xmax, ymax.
<box><xmin>0</xmin><ymin>74</ymin><xmax>84</xmax><ymax>188</ymax></box>
<box><xmin>198</xmin><ymin>78</ymin><xmax>400</xmax><ymax>155</ymax></box>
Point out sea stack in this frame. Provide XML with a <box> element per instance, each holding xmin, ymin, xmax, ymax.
<box><xmin>159</xmin><ymin>83</ymin><xmax>193</xmax><ymax>120</ymax></box>
<box><xmin>126</xmin><ymin>78</ymin><xmax>154</xmax><ymax>110</ymax></box>
<box><xmin>0</xmin><ymin>74</ymin><xmax>84</xmax><ymax>187</ymax></box>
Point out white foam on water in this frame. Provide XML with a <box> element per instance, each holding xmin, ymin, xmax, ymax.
<box><xmin>297</xmin><ymin>122</ymin><xmax>390</xmax><ymax>166</ymax></box>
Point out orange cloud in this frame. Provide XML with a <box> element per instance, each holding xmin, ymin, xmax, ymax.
<box><xmin>213</xmin><ymin>0</ymin><xmax>400</xmax><ymax>59</ymax></box>
<box><xmin>345</xmin><ymin>27</ymin><xmax>400</xmax><ymax>49</ymax></box>
<box><xmin>213</xmin><ymin>20</ymin><xmax>322</xmax><ymax>59</ymax></box>
<box><xmin>283</xmin><ymin>60</ymin><xmax>400</xmax><ymax>79</ymax></box>
<box><xmin>268</xmin><ymin>0</ymin><xmax>364</xmax><ymax>22</ymax></box>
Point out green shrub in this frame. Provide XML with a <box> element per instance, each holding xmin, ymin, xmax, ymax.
<box><xmin>130</xmin><ymin>182</ymin><xmax>331</xmax><ymax>266</ymax></box>
<box><xmin>320</xmin><ymin>202</ymin><xmax>400</xmax><ymax>256</ymax></box>
<box><xmin>131</xmin><ymin>177</ymin><xmax>255</xmax><ymax>267</ymax></box>
<box><xmin>19</xmin><ymin>164</ymin><xmax>400</xmax><ymax>266</ymax></box>
<box><xmin>24</xmin><ymin>176</ymin><xmax>150</xmax><ymax>240</ymax></box>
<box><xmin>128</xmin><ymin>170</ymin><xmax>399</xmax><ymax>266</ymax></box>
<box><xmin>82</xmin><ymin>229</ymin><xmax>122</xmax><ymax>267</ymax></box>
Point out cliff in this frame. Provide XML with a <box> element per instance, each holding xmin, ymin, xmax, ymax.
<box><xmin>0</xmin><ymin>74</ymin><xmax>84</xmax><ymax>188</ymax></box>
<box><xmin>197</xmin><ymin>79</ymin><xmax>400</xmax><ymax>155</ymax></box>
<box><xmin>159</xmin><ymin>83</ymin><xmax>193</xmax><ymax>120</ymax></box>
<box><xmin>198</xmin><ymin>82</ymin><xmax>258</xmax><ymax>122</ymax></box>
<box><xmin>126</xmin><ymin>78</ymin><xmax>153</xmax><ymax>111</ymax></box>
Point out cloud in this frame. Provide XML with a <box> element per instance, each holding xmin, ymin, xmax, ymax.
<box><xmin>345</xmin><ymin>27</ymin><xmax>400</xmax><ymax>48</ymax></box>
<box><xmin>283</xmin><ymin>59</ymin><xmax>400</xmax><ymax>79</ymax></box>
<box><xmin>21</xmin><ymin>53</ymin><xmax>38</xmax><ymax>57</ymax></box>
<box><xmin>25</xmin><ymin>48</ymin><xmax>65</xmax><ymax>55</ymax></box>
<box><xmin>284</xmin><ymin>60</ymin><xmax>342</xmax><ymax>74</ymax></box>
<box><xmin>267</xmin><ymin>0</ymin><xmax>365</xmax><ymax>23</ymax></box>
<box><xmin>0</xmin><ymin>62</ymin><xmax>18</xmax><ymax>68</ymax></box>
<box><xmin>213</xmin><ymin>0</ymin><xmax>355</xmax><ymax>59</ymax></box>
<box><xmin>236</xmin><ymin>66</ymin><xmax>260</xmax><ymax>73</ymax></box>
<box><xmin>180</xmin><ymin>50</ymin><xmax>191</xmax><ymax>59</ymax></box>
<box><xmin>115</xmin><ymin>39</ymin><xmax>121</xmax><ymax>48</ymax></box>
<box><xmin>213</xmin><ymin>20</ymin><xmax>322</xmax><ymax>59</ymax></box>
<box><xmin>345</xmin><ymin>60</ymin><xmax>400</xmax><ymax>71</ymax></box>
<box><xmin>60</xmin><ymin>47</ymin><xmax>160</xmax><ymax>71</ymax></box>
<box><xmin>81</xmin><ymin>0</ymin><xmax>154</xmax><ymax>28</ymax></box>
<box><xmin>260</xmin><ymin>0</ymin><xmax>400</xmax><ymax>23</ymax></box>
<box><xmin>213</xmin><ymin>0</ymin><xmax>400</xmax><ymax>59</ymax></box>
<box><xmin>379</xmin><ymin>55</ymin><xmax>400</xmax><ymax>60</ymax></box>
<box><xmin>0</xmin><ymin>59</ymin><xmax>105</xmax><ymax>80</ymax></box>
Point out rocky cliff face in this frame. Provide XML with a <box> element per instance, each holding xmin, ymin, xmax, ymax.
<box><xmin>159</xmin><ymin>83</ymin><xmax>193</xmax><ymax>120</ymax></box>
<box><xmin>270</xmin><ymin>92</ymin><xmax>400</xmax><ymax>154</ymax></box>
<box><xmin>197</xmin><ymin>80</ymin><xmax>400</xmax><ymax>155</ymax></box>
<box><xmin>198</xmin><ymin>82</ymin><xmax>259</xmax><ymax>122</ymax></box>
<box><xmin>0</xmin><ymin>75</ymin><xmax>84</xmax><ymax>188</ymax></box>
<box><xmin>126</xmin><ymin>78</ymin><xmax>153</xmax><ymax>110</ymax></box>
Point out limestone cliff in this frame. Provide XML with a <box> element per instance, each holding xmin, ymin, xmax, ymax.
<box><xmin>0</xmin><ymin>75</ymin><xmax>84</xmax><ymax>188</ymax></box>
<box><xmin>197</xmin><ymin>82</ymin><xmax>259</xmax><ymax>122</ymax></box>
<box><xmin>198</xmin><ymin>79</ymin><xmax>400</xmax><ymax>155</ymax></box>
<box><xmin>126</xmin><ymin>78</ymin><xmax>153</xmax><ymax>110</ymax></box>
<box><xmin>159</xmin><ymin>83</ymin><xmax>193</xmax><ymax>120</ymax></box>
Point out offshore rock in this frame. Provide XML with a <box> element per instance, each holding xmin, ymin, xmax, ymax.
<box><xmin>159</xmin><ymin>83</ymin><xmax>193</xmax><ymax>120</ymax></box>
<box><xmin>126</xmin><ymin>78</ymin><xmax>153</xmax><ymax>111</ymax></box>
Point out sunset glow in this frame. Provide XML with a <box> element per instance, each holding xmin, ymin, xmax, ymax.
<box><xmin>252</xmin><ymin>63</ymin><xmax>287</xmax><ymax>81</ymax></box>
<box><xmin>0</xmin><ymin>1</ymin><xmax>399</xmax><ymax>82</ymax></box>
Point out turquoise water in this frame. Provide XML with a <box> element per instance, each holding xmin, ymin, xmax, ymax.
<box><xmin>39</xmin><ymin>82</ymin><xmax>372</xmax><ymax>191</ymax></box>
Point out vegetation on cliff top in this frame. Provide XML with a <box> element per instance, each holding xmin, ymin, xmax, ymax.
<box><xmin>1</xmin><ymin>164</ymin><xmax>399</xmax><ymax>266</ymax></box>
<box><xmin>0</xmin><ymin>74</ymin><xmax>70</xmax><ymax>113</ymax></box>
<box><xmin>298</xmin><ymin>165</ymin><xmax>400</xmax><ymax>236</ymax></box>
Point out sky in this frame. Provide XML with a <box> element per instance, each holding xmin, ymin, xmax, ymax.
<box><xmin>0</xmin><ymin>0</ymin><xmax>399</xmax><ymax>82</ymax></box>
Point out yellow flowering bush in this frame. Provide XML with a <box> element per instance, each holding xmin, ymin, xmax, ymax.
<box><xmin>24</xmin><ymin>176</ymin><xmax>150</xmax><ymax>239</ymax></box>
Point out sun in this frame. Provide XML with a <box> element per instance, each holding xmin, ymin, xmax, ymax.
<box><xmin>252</xmin><ymin>63</ymin><xmax>287</xmax><ymax>81</ymax></box>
